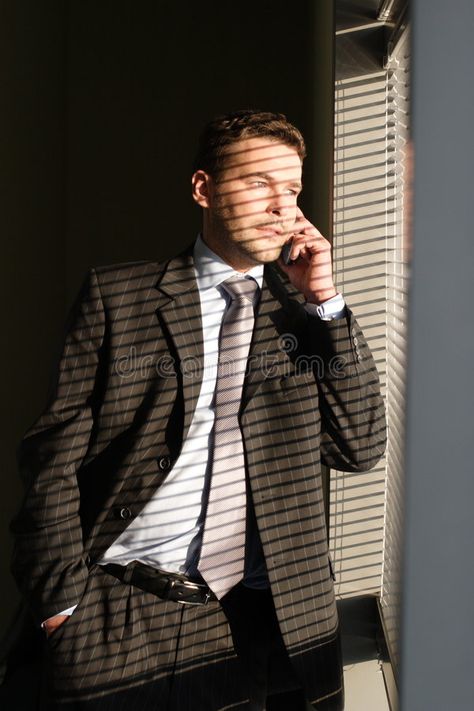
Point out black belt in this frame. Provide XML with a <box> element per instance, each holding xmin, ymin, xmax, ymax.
<box><xmin>102</xmin><ymin>561</ymin><xmax>217</xmax><ymax>606</ymax></box>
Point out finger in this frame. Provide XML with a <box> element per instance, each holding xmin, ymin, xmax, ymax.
<box><xmin>298</xmin><ymin>246</ymin><xmax>313</xmax><ymax>263</ymax></box>
<box><xmin>293</xmin><ymin>218</ymin><xmax>326</xmax><ymax>241</ymax></box>
<box><xmin>289</xmin><ymin>235</ymin><xmax>318</xmax><ymax>260</ymax></box>
<box><xmin>302</xmin><ymin>231</ymin><xmax>331</xmax><ymax>251</ymax></box>
<box><xmin>292</xmin><ymin>207</ymin><xmax>308</xmax><ymax>234</ymax></box>
<box><xmin>304</xmin><ymin>239</ymin><xmax>330</xmax><ymax>254</ymax></box>
<box><xmin>288</xmin><ymin>235</ymin><xmax>307</xmax><ymax>260</ymax></box>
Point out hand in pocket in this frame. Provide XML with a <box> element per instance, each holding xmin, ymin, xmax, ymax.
<box><xmin>43</xmin><ymin>614</ymin><xmax>70</xmax><ymax>638</ymax></box>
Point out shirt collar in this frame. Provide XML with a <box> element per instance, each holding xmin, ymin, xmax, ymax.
<box><xmin>193</xmin><ymin>233</ymin><xmax>264</xmax><ymax>292</ymax></box>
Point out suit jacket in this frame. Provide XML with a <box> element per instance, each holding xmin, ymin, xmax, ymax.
<box><xmin>9</xmin><ymin>241</ymin><xmax>386</xmax><ymax>709</ymax></box>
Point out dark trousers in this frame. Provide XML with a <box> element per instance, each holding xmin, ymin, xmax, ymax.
<box><xmin>220</xmin><ymin>583</ymin><xmax>310</xmax><ymax>711</ymax></box>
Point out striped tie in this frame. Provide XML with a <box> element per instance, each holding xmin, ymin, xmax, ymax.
<box><xmin>198</xmin><ymin>275</ymin><xmax>259</xmax><ymax>599</ymax></box>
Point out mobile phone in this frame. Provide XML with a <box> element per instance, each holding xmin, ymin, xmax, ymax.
<box><xmin>281</xmin><ymin>240</ymin><xmax>296</xmax><ymax>266</ymax></box>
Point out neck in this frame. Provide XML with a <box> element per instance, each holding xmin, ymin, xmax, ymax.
<box><xmin>201</xmin><ymin>231</ymin><xmax>255</xmax><ymax>273</ymax></box>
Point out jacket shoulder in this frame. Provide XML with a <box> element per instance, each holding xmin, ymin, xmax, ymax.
<box><xmin>93</xmin><ymin>259</ymin><xmax>162</xmax><ymax>281</ymax></box>
<box><xmin>91</xmin><ymin>241</ymin><xmax>195</xmax><ymax>295</ymax></box>
<box><xmin>87</xmin><ymin>259</ymin><xmax>167</xmax><ymax>301</ymax></box>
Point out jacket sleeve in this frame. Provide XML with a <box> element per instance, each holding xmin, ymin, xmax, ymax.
<box><xmin>10</xmin><ymin>268</ymin><xmax>106</xmax><ymax>624</ymax></box>
<box><xmin>306</xmin><ymin>306</ymin><xmax>387</xmax><ymax>472</ymax></box>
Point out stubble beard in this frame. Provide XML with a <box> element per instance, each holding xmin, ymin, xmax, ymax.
<box><xmin>207</xmin><ymin>207</ymin><xmax>285</xmax><ymax>268</ymax></box>
<box><xmin>230</xmin><ymin>228</ymin><xmax>283</xmax><ymax>267</ymax></box>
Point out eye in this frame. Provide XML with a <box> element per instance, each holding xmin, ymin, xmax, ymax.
<box><xmin>251</xmin><ymin>181</ymin><xmax>268</xmax><ymax>188</ymax></box>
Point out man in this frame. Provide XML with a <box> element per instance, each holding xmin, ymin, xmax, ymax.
<box><xmin>10</xmin><ymin>110</ymin><xmax>386</xmax><ymax>710</ymax></box>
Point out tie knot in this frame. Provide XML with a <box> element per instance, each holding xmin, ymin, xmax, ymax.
<box><xmin>221</xmin><ymin>276</ymin><xmax>258</xmax><ymax>303</ymax></box>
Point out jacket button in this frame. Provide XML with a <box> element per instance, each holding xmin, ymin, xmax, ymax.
<box><xmin>158</xmin><ymin>455</ymin><xmax>171</xmax><ymax>471</ymax></box>
<box><xmin>114</xmin><ymin>506</ymin><xmax>132</xmax><ymax>520</ymax></box>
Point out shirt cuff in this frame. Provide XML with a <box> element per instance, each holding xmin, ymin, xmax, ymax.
<box><xmin>41</xmin><ymin>604</ymin><xmax>78</xmax><ymax>628</ymax></box>
<box><xmin>304</xmin><ymin>292</ymin><xmax>346</xmax><ymax>321</ymax></box>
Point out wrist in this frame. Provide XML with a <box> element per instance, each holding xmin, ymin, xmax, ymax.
<box><xmin>305</xmin><ymin>287</ymin><xmax>338</xmax><ymax>305</ymax></box>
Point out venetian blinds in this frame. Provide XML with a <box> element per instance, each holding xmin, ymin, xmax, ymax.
<box><xmin>380</xmin><ymin>27</ymin><xmax>411</xmax><ymax>673</ymax></box>
<box><xmin>330</xmin><ymin>69</ymin><xmax>389</xmax><ymax>599</ymax></box>
<box><xmin>329</xmin><ymin>27</ymin><xmax>411</xmax><ymax>676</ymax></box>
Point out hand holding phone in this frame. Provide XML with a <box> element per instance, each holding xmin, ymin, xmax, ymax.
<box><xmin>277</xmin><ymin>208</ymin><xmax>337</xmax><ymax>304</ymax></box>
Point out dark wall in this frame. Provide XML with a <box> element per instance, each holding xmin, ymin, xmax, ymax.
<box><xmin>0</xmin><ymin>0</ymin><xmax>68</xmax><ymax>637</ymax></box>
<box><xmin>64</xmin><ymin>0</ymin><xmax>321</xmax><ymax>288</ymax></box>
<box><xmin>1</xmin><ymin>0</ymin><xmax>334</xmax><ymax>636</ymax></box>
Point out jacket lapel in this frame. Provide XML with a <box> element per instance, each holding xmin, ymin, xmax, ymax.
<box><xmin>153</xmin><ymin>242</ymin><xmax>204</xmax><ymax>448</ymax></box>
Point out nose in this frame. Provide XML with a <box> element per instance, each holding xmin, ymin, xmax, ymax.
<box><xmin>267</xmin><ymin>190</ymin><xmax>293</xmax><ymax>217</ymax></box>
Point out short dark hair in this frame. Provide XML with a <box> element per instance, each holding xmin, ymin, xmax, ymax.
<box><xmin>192</xmin><ymin>109</ymin><xmax>306</xmax><ymax>178</ymax></box>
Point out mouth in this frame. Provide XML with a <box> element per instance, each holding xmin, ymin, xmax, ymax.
<box><xmin>255</xmin><ymin>224</ymin><xmax>283</xmax><ymax>236</ymax></box>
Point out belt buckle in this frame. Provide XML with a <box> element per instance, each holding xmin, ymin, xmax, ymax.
<box><xmin>167</xmin><ymin>578</ymin><xmax>210</xmax><ymax>606</ymax></box>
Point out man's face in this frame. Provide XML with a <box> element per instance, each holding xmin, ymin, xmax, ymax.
<box><xmin>197</xmin><ymin>137</ymin><xmax>303</xmax><ymax>269</ymax></box>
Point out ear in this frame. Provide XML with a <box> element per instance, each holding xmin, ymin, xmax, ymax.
<box><xmin>192</xmin><ymin>170</ymin><xmax>213</xmax><ymax>209</ymax></box>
